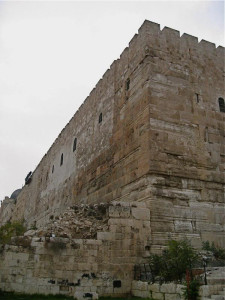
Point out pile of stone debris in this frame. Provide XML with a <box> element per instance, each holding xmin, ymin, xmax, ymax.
<box><xmin>26</xmin><ymin>203</ymin><xmax>110</xmax><ymax>240</ymax></box>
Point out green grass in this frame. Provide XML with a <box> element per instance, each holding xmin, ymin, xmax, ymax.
<box><xmin>0</xmin><ymin>291</ymin><xmax>153</xmax><ymax>300</ymax></box>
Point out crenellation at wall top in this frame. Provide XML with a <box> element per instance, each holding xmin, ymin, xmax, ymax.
<box><xmin>180</xmin><ymin>33</ymin><xmax>198</xmax><ymax>46</ymax></box>
<box><xmin>137</xmin><ymin>20</ymin><xmax>223</xmax><ymax>59</ymax></box>
<box><xmin>138</xmin><ymin>20</ymin><xmax>160</xmax><ymax>35</ymax></box>
<box><xmin>128</xmin><ymin>33</ymin><xmax>138</xmax><ymax>48</ymax></box>
<box><xmin>216</xmin><ymin>45</ymin><xmax>225</xmax><ymax>58</ymax></box>
<box><xmin>199</xmin><ymin>39</ymin><xmax>216</xmax><ymax>55</ymax></box>
<box><xmin>161</xmin><ymin>26</ymin><xmax>180</xmax><ymax>39</ymax></box>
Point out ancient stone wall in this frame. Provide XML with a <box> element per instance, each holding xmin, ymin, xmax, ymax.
<box><xmin>0</xmin><ymin>202</ymin><xmax>150</xmax><ymax>299</ymax></box>
<box><xmin>0</xmin><ymin>19</ymin><xmax>224</xmax><ymax>298</ymax></box>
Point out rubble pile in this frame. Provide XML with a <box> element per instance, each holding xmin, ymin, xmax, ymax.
<box><xmin>36</xmin><ymin>203</ymin><xmax>109</xmax><ymax>239</ymax></box>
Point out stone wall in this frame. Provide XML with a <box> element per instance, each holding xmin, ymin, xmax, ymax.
<box><xmin>132</xmin><ymin>278</ymin><xmax>225</xmax><ymax>300</ymax></box>
<box><xmin>0</xmin><ymin>197</ymin><xmax>15</xmax><ymax>225</ymax></box>
<box><xmin>0</xmin><ymin>21</ymin><xmax>224</xmax><ymax>249</ymax></box>
<box><xmin>0</xmin><ymin>202</ymin><xmax>150</xmax><ymax>299</ymax></box>
<box><xmin>0</xmin><ymin>19</ymin><xmax>224</xmax><ymax>298</ymax></box>
<box><xmin>132</xmin><ymin>281</ymin><xmax>185</xmax><ymax>300</ymax></box>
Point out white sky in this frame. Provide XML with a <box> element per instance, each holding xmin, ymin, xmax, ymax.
<box><xmin>0</xmin><ymin>0</ymin><xmax>224</xmax><ymax>202</ymax></box>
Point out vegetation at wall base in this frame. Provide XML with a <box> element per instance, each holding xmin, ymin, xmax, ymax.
<box><xmin>148</xmin><ymin>239</ymin><xmax>200</xmax><ymax>283</ymax></box>
<box><xmin>202</xmin><ymin>241</ymin><xmax>225</xmax><ymax>260</ymax></box>
<box><xmin>183</xmin><ymin>279</ymin><xmax>200</xmax><ymax>300</ymax></box>
<box><xmin>0</xmin><ymin>221</ymin><xmax>26</xmax><ymax>244</ymax></box>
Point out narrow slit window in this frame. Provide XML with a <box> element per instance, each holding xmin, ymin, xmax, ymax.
<box><xmin>126</xmin><ymin>78</ymin><xmax>130</xmax><ymax>91</ymax></box>
<box><xmin>195</xmin><ymin>93</ymin><xmax>200</xmax><ymax>103</ymax></box>
<box><xmin>60</xmin><ymin>153</ymin><xmax>63</xmax><ymax>166</ymax></box>
<box><xmin>73</xmin><ymin>137</ymin><xmax>77</xmax><ymax>152</ymax></box>
<box><xmin>52</xmin><ymin>165</ymin><xmax>54</xmax><ymax>174</ymax></box>
<box><xmin>99</xmin><ymin>112</ymin><xmax>102</xmax><ymax>123</ymax></box>
<box><xmin>218</xmin><ymin>97</ymin><xmax>225</xmax><ymax>112</ymax></box>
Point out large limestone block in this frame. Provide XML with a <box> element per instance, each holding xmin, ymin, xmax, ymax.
<box><xmin>152</xmin><ymin>291</ymin><xmax>165</xmax><ymax>300</ymax></box>
<box><xmin>160</xmin><ymin>283</ymin><xmax>177</xmax><ymax>293</ymax></box>
<box><xmin>131</xmin><ymin>207</ymin><xmax>150</xmax><ymax>220</ymax></box>
<box><xmin>165</xmin><ymin>294</ymin><xmax>181</xmax><ymax>300</ymax></box>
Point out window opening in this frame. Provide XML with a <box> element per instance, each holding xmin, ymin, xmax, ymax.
<box><xmin>113</xmin><ymin>280</ymin><xmax>121</xmax><ymax>288</ymax></box>
<box><xmin>60</xmin><ymin>153</ymin><xmax>63</xmax><ymax>166</ymax></box>
<box><xmin>73</xmin><ymin>137</ymin><xmax>77</xmax><ymax>152</ymax></box>
<box><xmin>126</xmin><ymin>78</ymin><xmax>130</xmax><ymax>91</ymax></box>
<box><xmin>99</xmin><ymin>112</ymin><xmax>102</xmax><ymax>123</ymax></box>
<box><xmin>25</xmin><ymin>171</ymin><xmax>32</xmax><ymax>185</ymax></box>
<box><xmin>195</xmin><ymin>93</ymin><xmax>200</xmax><ymax>103</ymax></box>
<box><xmin>52</xmin><ymin>165</ymin><xmax>54</xmax><ymax>173</ymax></box>
<box><xmin>218</xmin><ymin>97</ymin><xmax>225</xmax><ymax>112</ymax></box>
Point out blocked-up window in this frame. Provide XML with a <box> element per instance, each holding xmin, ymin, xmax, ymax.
<box><xmin>218</xmin><ymin>97</ymin><xmax>225</xmax><ymax>112</ymax></box>
<box><xmin>60</xmin><ymin>153</ymin><xmax>63</xmax><ymax>166</ymax></box>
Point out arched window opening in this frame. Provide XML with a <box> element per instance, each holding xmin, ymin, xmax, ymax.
<box><xmin>52</xmin><ymin>165</ymin><xmax>54</xmax><ymax>174</ymax></box>
<box><xmin>73</xmin><ymin>137</ymin><xmax>77</xmax><ymax>152</ymax></box>
<box><xmin>99</xmin><ymin>112</ymin><xmax>102</xmax><ymax>123</ymax></box>
<box><xmin>126</xmin><ymin>78</ymin><xmax>130</xmax><ymax>91</ymax></box>
<box><xmin>218</xmin><ymin>97</ymin><xmax>225</xmax><ymax>112</ymax></box>
<box><xmin>60</xmin><ymin>153</ymin><xmax>63</xmax><ymax>166</ymax></box>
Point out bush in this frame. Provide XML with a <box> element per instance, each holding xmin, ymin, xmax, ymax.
<box><xmin>0</xmin><ymin>221</ymin><xmax>26</xmax><ymax>244</ymax></box>
<box><xmin>183</xmin><ymin>279</ymin><xmax>200</xmax><ymax>300</ymax></box>
<box><xmin>202</xmin><ymin>241</ymin><xmax>225</xmax><ymax>260</ymax></box>
<box><xmin>149</xmin><ymin>239</ymin><xmax>199</xmax><ymax>283</ymax></box>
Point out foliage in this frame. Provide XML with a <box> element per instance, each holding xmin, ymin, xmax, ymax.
<box><xmin>183</xmin><ymin>279</ymin><xmax>200</xmax><ymax>300</ymax></box>
<box><xmin>0</xmin><ymin>221</ymin><xmax>26</xmax><ymax>245</ymax></box>
<box><xmin>202</xmin><ymin>241</ymin><xmax>225</xmax><ymax>260</ymax></box>
<box><xmin>149</xmin><ymin>239</ymin><xmax>199</xmax><ymax>283</ymax></box>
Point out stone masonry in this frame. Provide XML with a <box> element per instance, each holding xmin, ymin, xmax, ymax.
<box><xmin>0</xmin><ymin>20</ymin><xmax>224</xmax><ymax>298</ymax></box>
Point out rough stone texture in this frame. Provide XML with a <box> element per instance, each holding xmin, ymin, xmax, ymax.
<box><xmin>0</xmin><ymin>197</ymin><xmax>16</xmax><ymax>224</ymax></box>
<box><xmin>132</xmin><ymin>273</ymin><xmax>225</xmax><ymax>300</ymax></box>
<box><xmin>0</xmin><ymin>202</ymin><xmax>150</xmax><ymax>299</ymax></box>
<box><xmin>0</xmin><ymin>19</ymin><xmax>225</xmax><ymax>298</ymax></box>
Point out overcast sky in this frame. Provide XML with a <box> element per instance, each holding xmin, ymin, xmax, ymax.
<box><xmin>0</xmin><ymin>0</ymin><xmax>224</xmax><ymax>202</ymax></box>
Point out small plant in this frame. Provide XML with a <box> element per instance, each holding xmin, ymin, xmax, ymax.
<box><xmin>0</xmin><ymin>221</ymin><xmax>26</xmax><ymax>244</ymax></box>
<box><xmin>183</xmin><ymin>279</ymin><xmax>200</xmax><ymax>300</ymax></box>
<box><xmin>202</xmin><ymin>241</ymin><xmax>225</xmax><ymax>260</ymax></box>
<box><xmin>148</xmin><ymin>239</ymin><xmax>199</xmax><ymax>283</ymax></box>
